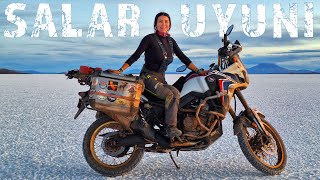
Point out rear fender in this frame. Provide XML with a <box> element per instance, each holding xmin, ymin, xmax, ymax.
<box><xmin>74</xmin><ymin>91</ymin><xmax>90</xmax><ymax>119</ymax></box>
<box><xmin>95</xmin><ymin>111</ymin><xmax>113</xmax><ymax>121</ymax></box>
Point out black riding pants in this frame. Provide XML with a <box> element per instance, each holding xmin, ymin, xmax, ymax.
<box><xmin>140</xmin><ymin>73</ymin><xmax>180</xmax><ymax>127</ymax></box>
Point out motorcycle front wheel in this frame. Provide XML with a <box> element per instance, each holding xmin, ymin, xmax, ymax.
<box><xmin>237</xmin><ymin>116</ymin><xmax>287</xmax><ymax>175</ymax></box>
<box><xmin>83</xmin><ymin>119</ymin><xmax>144</xmax><ymax>177</ymax></box>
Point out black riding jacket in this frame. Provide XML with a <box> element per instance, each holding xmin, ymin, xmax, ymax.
<box><xmin>125</xmin><ymin>33</ymin><xmax>192</xmax><ymax>72</ymax></box>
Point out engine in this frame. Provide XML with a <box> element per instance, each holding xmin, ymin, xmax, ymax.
<box><xmin>180</xmin><ymin>112</ymin><xmax>213</xmax><ymax>140</ymax></box>
<box><xmin>182</xmin><ymin>114</ymin><xmax>198</xmax><ymax>132</ymax></box>
<box><xmin>179</xmin><ymin>98</ymin><xmax>219</xmax><ymax>140</ymax></box>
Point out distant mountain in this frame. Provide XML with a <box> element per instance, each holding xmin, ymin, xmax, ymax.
<box><xmin>19</xmin><ymin>70</ymin><xmax>60</xmax><ymax>74</ymax></box>
<box><xmin>19</xmin><ymin>70</ymin><xmax>43</xmax><ymax>74</ymax></box>
<box><xmin>0</xmin><ymin>68</ymin><xmax>27</xmax><ymax>74</ymax></box>
<box><xmin>294</xmin><ymin>69</ymin><xmax>316</xmax><ymax>74</ymax></box>
<box><xmin>248</xmin><ymin>63</ymin><xmax>320</xmax><ymax>74</ymax></box>
<box><xmin>0</xmin><ymin>68</ymin><xmax>61</xmax><ymax>74</ymax></box>
<box><xmin>248</xmin><ymin>63</ymin><xmax>291</xmax><ymax>74</ymax></box>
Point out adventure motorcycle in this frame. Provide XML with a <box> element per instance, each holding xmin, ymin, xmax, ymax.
<box><xmin>66</xmin><ymin>25</ymin><xmax>287</xmax><ymax>177</ymax></box>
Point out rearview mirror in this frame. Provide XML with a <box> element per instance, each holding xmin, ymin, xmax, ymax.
<box><xmin>176</xmin><ymin>65</ymin><xmax>187</xmax><ymax>72</ymax></box>
<box><xmin>226</xmin><ymin>24</ymin><xmax>234</xmax><ymax>36</ymax></box>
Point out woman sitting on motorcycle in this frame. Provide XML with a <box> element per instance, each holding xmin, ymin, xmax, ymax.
<box><xmin>109</xmin><ymin>12</ymin><xmax>205</xmax><ymax>141</ymax></box>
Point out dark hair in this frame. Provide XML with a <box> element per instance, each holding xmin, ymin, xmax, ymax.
<box><xmin>154</xmin><ymin>12</ymin><xmax>171</xmax><ymax>31</ymax></box>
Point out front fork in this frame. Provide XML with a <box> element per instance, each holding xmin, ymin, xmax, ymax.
<box><xmin>230</xmin><ymin>90</ymin><xmax>268</xmax><ymax>136</ymax></box>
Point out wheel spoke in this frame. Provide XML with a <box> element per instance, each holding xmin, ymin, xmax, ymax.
<box><xmin>84</xmin><ymin>120</ymin><xmax>144</xmax><ymax>177</ymax></box>
<box><xmin>111</xmin><ymin>158</ymin><xmax>117</xmax><ymax>165</ymax></box>
<box><xmin>245</xmin><ymin>125</ymin><xmax>281</xmax><ymax>168</ymax></box>
<box><xmin>89</xmin><ymin>121</ymin><xmax>138</xmax><ymax>167</ymax></box>
<box><xmin>238</xmin><ymin>118</ymin><xmax>286</xmax><ymax>175</ymax></box>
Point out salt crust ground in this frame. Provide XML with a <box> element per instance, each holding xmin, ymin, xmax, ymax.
<box><xmin>0</xmin><ymin>74</ymin><xmax>319</xmax><ymax>179</ymax></box>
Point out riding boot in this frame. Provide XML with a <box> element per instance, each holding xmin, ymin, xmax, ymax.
<box><xmin>166</xmin><ymin>126</ymin><xmax>182</xmax><ymax>142</ymax></box>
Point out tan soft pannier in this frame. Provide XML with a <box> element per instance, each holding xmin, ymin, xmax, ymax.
<box><xmin>89</xmin><ymin>72</ymin><xmax>144</xmax><ymax>129</ymax></box>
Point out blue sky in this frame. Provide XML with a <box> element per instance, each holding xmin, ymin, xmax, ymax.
<box><xmin>0</xmin><ymin>0</ymin><xmax>320</xmax><ymax>73</ymax></box>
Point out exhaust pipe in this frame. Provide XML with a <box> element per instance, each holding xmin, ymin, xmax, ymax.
<box><xmin>116</xmin><ymin>119</ymin><xmax>170</xmax><ymax>147</ymax></box>
<box><xmin>115</xmin><ymin>134</ymin><xmax>146</xmax><ymax>146</ymax></box>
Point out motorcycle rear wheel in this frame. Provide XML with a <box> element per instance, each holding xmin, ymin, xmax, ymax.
<box><xmin>237</xmin><ymin>117</ymin><xmax>287</xmax><ymax>175</ymax></box>
<box><xmin>83</xmin><ymin>119</ymin><xmax>144</xmax><ymax>177</ymax></box>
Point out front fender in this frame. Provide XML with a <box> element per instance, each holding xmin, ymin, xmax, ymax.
<box><xmin>233</xmin><ymin>110</ymin><xmax>267</xmax><ymax>136</ymax></box>
<box><xmin>233</xmin><ymin>111</ymin><xmax>251</xmax><ymax>135</ymax></box>
<box><xmin>254</xmin><ymin>110</ymin><xmax>266</xmax><ymax>119</ymax></box>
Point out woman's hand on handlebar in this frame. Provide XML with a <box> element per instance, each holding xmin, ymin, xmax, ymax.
<box><xmin>107</xmin><ymin>63</ymin><xmax>128</xmax><ymax>75</ymax></box>
<box><xmin>195</xmin><ymin>68</ymin><xmax>208</xmax><ymax>76</ymax></box>
<box><xmin>198</xmin><ymin>70</ymin><xmax>208</xmax><ymax>76</ymax></box>
<box><xmin>107</xmin><ymin>69</ymin><xmax>122</xmax><ymax>74</ymax></box>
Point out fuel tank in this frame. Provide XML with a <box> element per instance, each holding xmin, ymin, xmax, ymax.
<box><xmin>180</xmin><ymin>76</ymin><xmax>209</xmax><ymax>97</ymax></box>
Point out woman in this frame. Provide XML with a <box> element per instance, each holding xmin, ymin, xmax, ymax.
<box><xmin>109</xmin><ymin>12</ymin><xmax>205</xmax><ymax>141</ymax></box>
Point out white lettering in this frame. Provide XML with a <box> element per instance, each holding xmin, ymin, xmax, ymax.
<box><xmin>304</xmin><ymin>3</ymin><xmax>313</xmax><ymax>37</ymax></box>
<box><xmin>4</xmin><ymin>3</ymin><xmax>27</xmax><ymax>38</ymax></box>
<box><xmin>31</xmin><ymin>3</ymin><xmax>57</xmax><ymax>37</ymax></box>
<box><xmin>181</xmin><ymin>4</ymin><xmax>206</xmax><ymax>37</ymax></box>
<box><xmin>118</xmin><ymin>4</ymin><xmax>140</xmax><ymax>37</ymax></box>
<box><xmin>62</xmin><ymin>4</ymin><xmax>82</xmax><ymax>37</ymax></box>
<box><xmin>273</xmin><ymin>4</ymin><xmax>298</xmax><ymax>38</ymax></box>
<box><xmin>242</xmin><ymin>4</ymin><xmax>266</xmax><ymax>37</ymax></box>
<box><xmin>87</xmin><ymin>3</ymin><xmax>113</xmax><ymax>38</ymax></box>
<box><xmin>213</xmin><ymin>4</ymin><xmax>236</xmax><ymax>37</ymax></box>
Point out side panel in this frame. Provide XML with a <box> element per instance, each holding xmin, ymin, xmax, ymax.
<box><xmin>180</xmin><ymin>76</ymin><xmax>209</xmax><ymax>97</ymax></box>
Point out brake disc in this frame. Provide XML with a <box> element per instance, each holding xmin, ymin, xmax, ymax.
<box><xmin>261</xmin><ymin>138</ymin><xmax>277</xmax><ymax>156</ymax></box>
<box><xmin>100</xmin><ymin>132</ymin><xmax>128</xmax><ymax>157</ymax></box>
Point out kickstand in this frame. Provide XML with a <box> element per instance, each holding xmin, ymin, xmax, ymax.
<box><xmin>169</xmin><ymin>152</ymin><xmax>180</xmax><ymax>169</ymax></box>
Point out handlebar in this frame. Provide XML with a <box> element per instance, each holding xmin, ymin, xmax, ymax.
<box><xmin>219</xmin><ymin>40</ymin><xmax>242</xmax><ymax>58</ymax></box>
<box><xmin>228</xmin><ymin>42</ymin><xmax>242</xmax><ymax>57</ymax></box>
<box><xmin>223</xmin><ymin>34</ymin><xmax>229</xmax><ymax>47</ymax></box>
